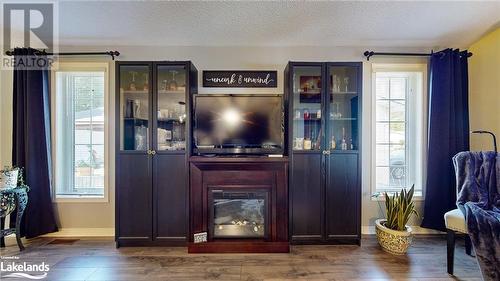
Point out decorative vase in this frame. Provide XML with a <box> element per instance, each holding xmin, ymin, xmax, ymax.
<box><xmin>0</xmin><ymin>168</ymin><xmax>19</xmax><ymax>190</ymax></box>
<box><xmin>375</xmin><ymin>218</ymin><xmax>413</xmax><ymax>255</ymax></box>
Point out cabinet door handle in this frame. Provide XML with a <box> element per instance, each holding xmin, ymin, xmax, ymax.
<box><xmin>147</xmin><ymin>149</ymin><xmax>152</xmax><ymax>155</ymax></box>
<box><xmin>322</xmin><ymin>150</ymin><xmax>331</xmax><ymax>155</ymax></box>
<box><xmin>151</xmin><ymin>150</ymin><xmax>156</xmax><ymax>155</ymax></box>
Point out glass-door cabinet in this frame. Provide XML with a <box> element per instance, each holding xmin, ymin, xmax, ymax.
<box><xmin>155</xmin><ymin>64</ymin><xmax>188</xmax><ymax>152</ymax></box>
<box><xmin>327</xmin><ymin>63</ymin><xmax>360</xmax><ymax>152</ymax></box>
<box><xmin>119</xmin><ymin>63</ymin><xmax>152</xmax><ymax>151</ymax></box>
<box><xmin>289</xmin><ymin>63</ymin><xmax>325</xmax><ymax>152</ymax></box>
<box><xmin>115</xmin><ymin>61</ymin><xmax>197</xmax><ymax>246</ymax></box>
<box><xmin>286</xmin><ymin>61</ymin><xmax>362</xmax><ymax>245</ymax></box>
<box><xmin>118</xmin><ymin>62</ymin><xmax>194</xmax><ymax>153</ymax></box>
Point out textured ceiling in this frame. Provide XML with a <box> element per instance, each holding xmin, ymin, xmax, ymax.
<box><xmin>56</xmin><ymin>1</ymin><xmax>500</xmax><ymax>47</ymax></box>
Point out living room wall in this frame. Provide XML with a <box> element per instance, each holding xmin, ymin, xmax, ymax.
<box><xmin>469</xmin><ymin>27</ymin><xmax>500</xmax><ymax>151</ymax></box>
<box><xmin>0</xmin><ymin>45</ymin><xmax>431</xmax><ymax>235</ymax></box>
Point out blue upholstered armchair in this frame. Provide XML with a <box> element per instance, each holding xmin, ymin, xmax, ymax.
<box><xmin>445</xmin><ymin>150</ymin><xmax>499</xmax><ymax>280</ymax></box>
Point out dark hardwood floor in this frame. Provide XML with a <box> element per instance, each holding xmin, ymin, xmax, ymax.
<box><xmin>0</xmin><ymin>236</ymin><xmax>481</xmax><ymax>281</ymax></box>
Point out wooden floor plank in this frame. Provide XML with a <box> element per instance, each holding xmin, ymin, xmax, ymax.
<box><xmin>0</xmin><ymin>236</ymin><xmax>481</xmax><ymax>281</ymax></box>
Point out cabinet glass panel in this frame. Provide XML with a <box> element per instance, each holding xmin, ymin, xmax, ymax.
<box><xmin>119</xmin><ymin>65</ymin><xmax>150</xmax><ymax>151</ymax></box>
<box><xmin>292</xmin><ymin>66</ymin><xmax>322</xmax><ymax>151</ymax></box>
<box><xmin>328</xmin><ymin>66</ymin><xmax>359</xmax><ymax>151</ymax></box>
<box><xmin>156</xmin><ymin>65</ymin><xmax>186</xmax><ymax>151</ymax></box>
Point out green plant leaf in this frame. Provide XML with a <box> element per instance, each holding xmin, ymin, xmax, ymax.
<box><xmin>383</xmin><ymin>185</ymin><xmax>418</xmax><ymax>231</ymax></box>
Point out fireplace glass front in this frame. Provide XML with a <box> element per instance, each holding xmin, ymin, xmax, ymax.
<box><xmin>211</xmin><ymin>190</ymin><xmax>267</xmax><ymax>239</ymax></box>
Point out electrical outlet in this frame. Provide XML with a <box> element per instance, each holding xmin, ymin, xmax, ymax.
<box><xmin>193</xmin><ymin>232</ymin><xmax>207</xmax><ymax>243</ymax></box>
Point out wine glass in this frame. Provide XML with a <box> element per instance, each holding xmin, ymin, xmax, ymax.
<box><xmin>142</xmin><ymin>73</ymin><xmax>149</xmax><ymax>91</ymax></box>
<box><xmin>129</xmin><ymin>71</ymin><xmax>138</xmax><ymax>91</ymax></box>
<box><xmin>336</xmin><ymin>103</ymin><xmax>342</xmax><ymax>118</ymax></box>
<box><xmin>332</xmin><ymin>74</ymin><xmax>338</xmax><ymax>92</ymax></box>
<box><xmin>161</xmin><ymin>80</ymin><xmax>168</xmax><ymax>91</ymax></box>
<box><xmin>168</xmin><ymin>70</ymin><xmax>178</xmax><ymax>91</ymax></box>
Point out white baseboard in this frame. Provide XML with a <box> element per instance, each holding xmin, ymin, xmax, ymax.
<box><xmin>6</xmin><ymin>226</ymin><xmax>440</xmax><ymax>239</ymax></box>
<box><xmin>362</xmin><ymin>225</ymin><xmax>443</xmax><ymax>235</ymax></box>
<box><xmin>40</xmin><ymin>228</ymin><xmax>114</xmax><ymax>237</ymax></box>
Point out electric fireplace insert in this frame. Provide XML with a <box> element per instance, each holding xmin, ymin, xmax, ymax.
<box><xmin>210</xmin><ymin>189</ymin><xmax>269</xmax><ymax>239</ymax></box>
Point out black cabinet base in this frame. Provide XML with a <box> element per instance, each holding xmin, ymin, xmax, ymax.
<box><xmin>291</xmin><ymin>238</ymin><xmax>361</xmax><ymax>245</ymax></box>
<box><xmin>116</xmin><ymin>238</ymin><xmax>186</xmax><ymax>248</ymax></box>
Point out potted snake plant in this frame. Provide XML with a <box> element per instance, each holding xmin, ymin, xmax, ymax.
<box><xmin>375</xmin><ymin>185</ymin><xmax>419</xmax><ymax>255</ymax></box>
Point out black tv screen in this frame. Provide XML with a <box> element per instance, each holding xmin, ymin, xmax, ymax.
<box><xmin>194</xmin><ymin>94</ymin><xmax>283</xmax><ymax>154</ymax></box>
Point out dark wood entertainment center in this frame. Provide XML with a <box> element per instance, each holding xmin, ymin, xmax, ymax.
<box><xmin>115</xmin><ymin>60</ymin><xmax>362</xmax><ymax>251</ymax></box>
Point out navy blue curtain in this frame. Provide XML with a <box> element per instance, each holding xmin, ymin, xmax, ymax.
<box><xmin>421</xmin><ymin>49</ymin><xmax>470</xmax><ymax>231</ymax></box>
<box><xmin>11</xmin><ymin>48</ymin><xmax>58</xmax><ymax>238</ymax></box>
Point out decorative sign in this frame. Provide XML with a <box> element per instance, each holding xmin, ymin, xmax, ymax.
<box><xmin>203</xmin><ymin>70</ymin><xmax>277</xmax><ymax>88</ymax></box>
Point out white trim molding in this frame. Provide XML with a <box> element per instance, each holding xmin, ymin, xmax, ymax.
<box><xmin>50</xmin><ymin>61</ymin><xmax>111</xmax><ymax>203</ymax></box>
<box><xmin>362</xmin><ymin>225</ymin><xmax>443</xmax><ymax>235</ymax></box>
<box><xmin>370</xmin><ymin>63</ymin><xmax>428</xmax><ymax>199</ymax></box>
<box><xmin>40</xmin><ymin>228</ymin><xmax>114</xmax><ymax>237</ymax></box>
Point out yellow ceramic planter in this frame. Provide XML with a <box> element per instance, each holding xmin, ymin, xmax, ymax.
<box><xmin>375</xmin><ymin>219</ymin><xmax>413</xmax><ymax>255</ymax></box>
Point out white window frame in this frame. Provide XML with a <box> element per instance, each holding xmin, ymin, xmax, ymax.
<box><xmin>370</xmin><ymin>63</ymin><xmax>427</xmax><ymax>201</ymax></box>
<box><xmin>51</xmin><ymin>62</ymin><xmax>110</xmax><ymax>203</ymax></box>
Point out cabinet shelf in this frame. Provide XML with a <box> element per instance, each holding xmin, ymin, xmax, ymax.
<box><xmin>157</xmin><ymin>118</ymin><xmax>184</xmax><ymax>123</ymax></box>
<box><xmin>122</xmin><ymin>90</ymin><xmax>148</xmax><ymax>94</ymax></box>
<box><xmin>158</xmin><ymin>90</ymin><xmax>185</xmax><ymax>95</ymax></box>
<box><xmin>331</xmin><ymin>91</ymin><xmax>358</xmax><ymax>95</ymax></box>
<box><xmin>124</xmin><ymin>117</ymin><xmax>148</xmax><ymax>122</ymax></box>
<box><xmin>292</xmin><ymin>117</ymin><xmax>356</xmax><ymax>121</ymax></box>
<box><xmin>293</xmin><ymin>118</ymin><xmax>322</xmax><ymax>121</ymax></box>
<box><xmin>294</xmin><ymin>90</ymin><xmax>322</xmax><ymax>95</ymax></box>
<box><xmin>292</xmin><ymin>149</ymin><xmax>359</xmax><ymax>154</ymax></box>
<box><xmin>330</xmin><ymin>117</ymin><xmax>357</xmax><ymax>121</ymax></box>
<box><xmin>330</xmin><ymin>149</ymin><xmax>359</xmax><ymax>154</ymax></box>
<box><xmin>122</xmin><ymin>90</ymin><xmax>186</xmax><ymax>95</ymax></box>
<box><xmin>292</xmin><ymin>149</ymin><xmax>323</xmax><ymax>154</ymax></box>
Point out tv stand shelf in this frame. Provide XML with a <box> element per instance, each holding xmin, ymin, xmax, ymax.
<box><xmin>189</xmin><ymin>156</ymin><xmax>288</xmax><ymax>162</ymax></box>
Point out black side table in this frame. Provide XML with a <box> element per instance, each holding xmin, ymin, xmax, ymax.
<box><xmin>0</xmin><ymin>186</ymin><xmax>29</xmax><ymax>251</ymax></box>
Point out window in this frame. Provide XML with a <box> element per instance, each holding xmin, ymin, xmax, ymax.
<box><xmin>372</xmin><ymin>64</ymin><xmax>426</xmax><ymax>197</ymax></box>
<box><xmin>52</xmin><ymin>63</ymin><xmax>109</xmax><ymax>200</ymax></box>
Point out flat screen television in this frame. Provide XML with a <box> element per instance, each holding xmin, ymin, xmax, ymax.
<box><xmin>193</xmin><ymin>94</ymin><xmax>284</xmax><ymax>155</ymax></box>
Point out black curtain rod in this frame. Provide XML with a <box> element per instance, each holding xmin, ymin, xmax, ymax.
<box><xmin>363</xmin><ymin>50</ymin><xmax>472</xmax><ymax>61</ymax></box>
<box><xmin>5</xmin><ymin>49</ymin><xmax>120</xmax><ymax>60</ymax></box>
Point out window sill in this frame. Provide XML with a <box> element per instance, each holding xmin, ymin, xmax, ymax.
<box><xmin>54</xmin><ymin>195</ymin><xmax>108</xmax><ymax>203</ymax></box>
<box><xmin>371</xmin><ymin>195</ymin><xmax>424</xmax><ymax>202</ymax></box>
